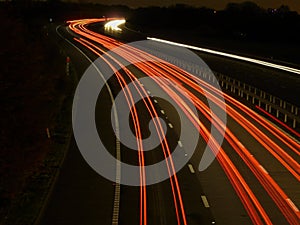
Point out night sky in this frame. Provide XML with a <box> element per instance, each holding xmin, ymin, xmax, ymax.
<box><xmin>73</xmin><ymin>0</ymin><xmax>300</xmax><ymax>13</ymax></box>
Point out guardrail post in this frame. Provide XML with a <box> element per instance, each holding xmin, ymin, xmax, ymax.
<box><xmin>46</xmin><ymin>128</ymin><xmax>51</xmax><ymax>139</ymax></box>
<box><xmin>284</xmin><ymin>114</ymin><xmax>287</xmax><ymax>122</ymax></box>
<box><xmin>212</xmin><ymin>71</ymin><xmax>299</xmax><ymax>132</ymax></box>
<box><xmin>233</xmin><ymin>80</ymin><xmax>236</xmax><ymax>93</ymax></box>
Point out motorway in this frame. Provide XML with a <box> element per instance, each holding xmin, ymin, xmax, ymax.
<box><xmin>39</xmin><ymin>18</ymin><xmax>300</xmax><ymax>225</ymax></box>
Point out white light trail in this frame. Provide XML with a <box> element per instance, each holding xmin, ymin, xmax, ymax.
<box><xmin>104</xmin><ymin>19</ymin><xmax>126</xmax><ymax>31</ymax></box>
<box><xmin>147</xmin><ymin>37</ymin><xmax>300</xmax><ymax>75</ymax></box>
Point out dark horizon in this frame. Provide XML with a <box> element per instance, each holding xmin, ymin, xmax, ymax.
<box><xmin>66</xmin><ymin>0</ymin><xmax>300</xmax><ymax>13</ymax></box>
<box><xmin>1</xmin><ymin>0</ymin><xmax>299</xmax><ymax>13</ymax></box>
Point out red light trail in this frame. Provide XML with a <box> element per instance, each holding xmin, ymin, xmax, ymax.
<box><xmin>66</xmin><ymin>18</ymin><xmax>300</xmax><ymax>225</ymax></box>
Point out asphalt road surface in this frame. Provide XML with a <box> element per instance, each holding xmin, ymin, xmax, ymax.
<box><xmin>39</xmin><ymin>19</ymin><xmax>300</xmax><ymax>225</ymax></box>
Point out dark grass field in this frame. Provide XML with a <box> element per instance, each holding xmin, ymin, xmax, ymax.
<box><xmin>0</xmin><ymin>8</ymin><xmax>72</xmax><ymax>224</ymax></box>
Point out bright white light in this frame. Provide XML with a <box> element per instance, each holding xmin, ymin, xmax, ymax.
<box><xmin>104</xmin><ymin>19</ymin><xmax>126</xmax><ymax>31</ymax></box>
<box><xmin>147</xmin><ymin>37</ymin><xmax>300</xmax><ymax>75</ymax></box>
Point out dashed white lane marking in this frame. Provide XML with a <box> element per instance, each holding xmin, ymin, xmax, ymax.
<box><xmin>188</xmin><ymin>164</ymin><xmax>195</xmax><ymax>173</ymax></box>
<box><xmin>147</xmin><ymin>90</ymin><xmax>151</xmax><ymax>94</ymax></box>
<box><xmin>259</xmin><ymin>165</ymin><xmax>268</xmax><ymax>174</ymax></box>
<box><xmin>201</xmin><ymin>195</ymin><xmax>210</xmax><ymax>208</ymax></box>
<box><xmin>154</xmin><ymin>99</ymin><xmax>158</xmax><ymax>103</ymax></box>
<box><xmin>168</xmin><ymin>123</ymin><xmax>173</xmax><ymax>128</ymax></box>
<box><xmin>286</xmin><ymin>198</ymin><xmax>299</xmax><ymax>212</ymax></box>
<box><xmin>178</xmin><ymin>140</ymin><xmax>183</xmax><ymax>147</ymax></box>
<box><xmin>160</xmin><ymin>110</ymin><xmax>165</xmax><ymax>114</ymax></box>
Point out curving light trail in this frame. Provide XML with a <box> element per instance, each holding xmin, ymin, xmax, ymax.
<box><xmin>104</xmin><ymin>19</ymin><xmax>126</xmax><ymax>31</ymax></box>
<box><xmin>72</xmin><ymin>30</ymin><xmax>187</xmax><ymax>225</ymax></box>
<box><xmin>147</xmin><ymin>37</ymin><xmax>300</xmax><ymax>75</ymax></box>
<box><xmin>66</xmin><ymin>18</ymin><xmax>300</xmax><ymax>225</ymax></box>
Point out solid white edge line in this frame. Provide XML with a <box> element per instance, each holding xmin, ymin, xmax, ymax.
<box><xmin>147</xmin><ymin>37</ymin><xmax>300</xmax><ymax>75</ymax></box>
<box><xmin>56</xmin><ymin>25</ymin><xmax>121</xmax><ymax>225</ymax></box>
